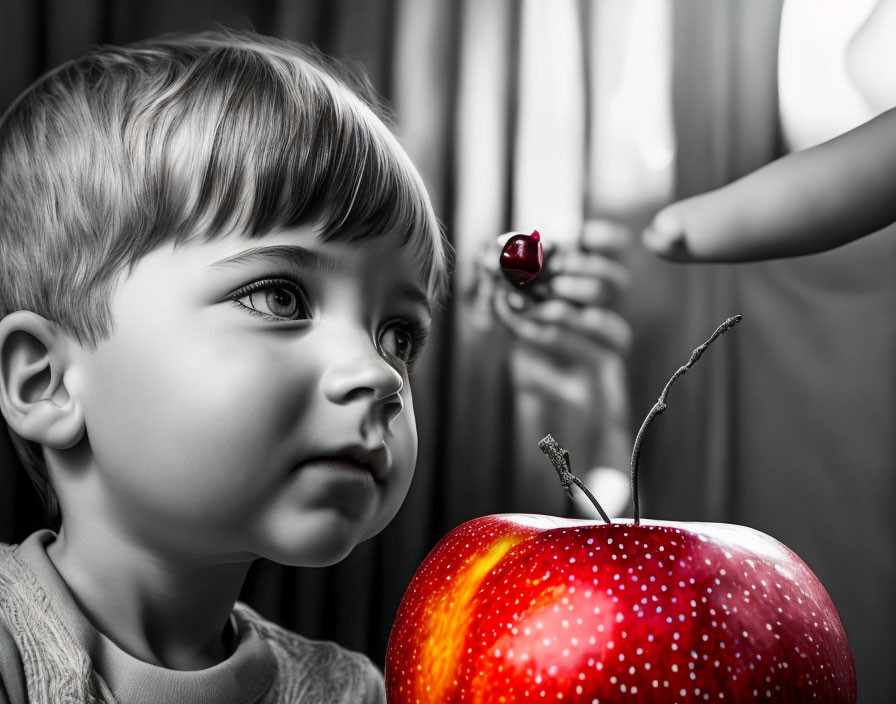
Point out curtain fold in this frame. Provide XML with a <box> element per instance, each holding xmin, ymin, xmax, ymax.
<box><xmin>513</xmin><ymin>0</ymin><xmax>586</xmax><ymax>241</ymax></box>
<box><xmin>509</xmin><ymin>0</ymin><xmax>597</xmax><ymax>517</ymax></box>
<box><xmin>446</xmin><ymin>0</ymin><xmax>518</xmax><ymax>526</ymax></box>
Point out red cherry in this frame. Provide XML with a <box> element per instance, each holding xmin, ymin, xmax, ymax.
<box><xmin>500</xmin><ymin>230</ymin><xmax>544</xmax><ymax>286</ymax></box>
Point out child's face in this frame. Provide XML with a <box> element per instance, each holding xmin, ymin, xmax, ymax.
<box><xmin>68</xmin><ymin>224</ymin><xmax>431</xmax><ymax>567</ymax></box>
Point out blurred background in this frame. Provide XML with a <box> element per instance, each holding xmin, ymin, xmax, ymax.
<box><xmin>1</xmin><ymin>0</ymin><xmax>894</xmax><ymax>700</ymax></box>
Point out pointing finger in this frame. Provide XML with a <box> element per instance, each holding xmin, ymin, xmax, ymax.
<box><xmin>644</xmin><ymin>106</ymin><xmax>896</xmax><ymax>263</ymax></box>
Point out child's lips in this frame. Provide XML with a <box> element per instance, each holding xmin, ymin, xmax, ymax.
<box><xmin>301</xmin><ymin>445</ymin><xmax>390</xmax><ymax>482</ymax></box>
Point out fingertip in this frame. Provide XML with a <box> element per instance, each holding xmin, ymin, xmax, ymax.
<box><xmin>643</xmin><ymin>208</ymin><xmax>693</xmax><ymax>261</ymax></box>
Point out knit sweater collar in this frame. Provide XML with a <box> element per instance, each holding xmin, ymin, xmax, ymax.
<box><xmin>15</xmin><ymin>530</ymin><xmax>277</xmax><ymax>704</ymax></box>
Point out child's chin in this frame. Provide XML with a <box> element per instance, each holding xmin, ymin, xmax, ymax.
<box><xmin>274</xmin><ymin>545</ymin><xmax>357</xmax><ymax>569</ymax></box>
<box><xmin>258</xmin><ymin>519</ymin><xmax>369</xmax><ymax>568</ymax></box>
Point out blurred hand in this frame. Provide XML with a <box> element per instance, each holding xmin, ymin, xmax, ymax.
<box><xmin>643</xmin><ymin>106</ymin><xmax>896</xmax><ymax>263</ymax></box>
<box><xmin>468</xmin><ymin>219</ymin><xmax>633</xmax><ymax>364</ymax></box>
<box><xmin>465</xmin><ymin>220</ymin><xmax>634</xmax><ymax>513</ymax></box>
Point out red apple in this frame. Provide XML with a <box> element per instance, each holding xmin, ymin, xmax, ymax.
<box><xmin>385</xmin><ymin>514</ymin><xmax>856</xmax><ymax>703</ymax></box>
<box><xmin>500</xmin><ymin>230</ymin><xmax>544</xmax><ymax>286</ymax></box>
<box><xmin>386</xmin><ymin>316</ymin><xmax>857</xmax><ymax>703</ymax></box>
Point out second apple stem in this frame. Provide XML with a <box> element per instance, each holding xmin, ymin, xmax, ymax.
<box><xmin>629</xmin><ymin>315</ymin><xmax>742</xmax><ymax>525</ymax></box>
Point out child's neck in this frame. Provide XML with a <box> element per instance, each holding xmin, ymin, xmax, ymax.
<box><xmin>46</xmin><ymin>522</ymin><xmax>252</xmax><ymax>671</ymax></box>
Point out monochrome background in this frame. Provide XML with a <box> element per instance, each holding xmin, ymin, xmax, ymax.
<box><xmin>1</xmin><ymin>0</ymin><xmax>893</xmax><ymax>700</ymax></box>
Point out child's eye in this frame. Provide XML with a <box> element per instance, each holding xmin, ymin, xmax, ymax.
<box><xmin>378</xmin><ymin>320</ymin><xmax>427</xmax><ymax>367</ymax></box>
<box><xmin>229</xmin><ymin>279</ymin><xmax>311</xmax><ymax>321</ymax></box>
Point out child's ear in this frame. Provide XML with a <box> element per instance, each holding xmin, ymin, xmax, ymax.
<box><xmin>0</xmin><ymin>311</ymin><xmax>85</xmax><ymax>449</ymax></box>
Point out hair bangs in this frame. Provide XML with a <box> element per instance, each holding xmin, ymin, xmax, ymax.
<box><xmin>134</xmin><ymin>45</ymin><xmax>450</xmax><ymax>303</ymax></box>
<box><xmin>291</xmin><ymin>104</ymin><xmax>451</xmax><ymax>304</ymax></box>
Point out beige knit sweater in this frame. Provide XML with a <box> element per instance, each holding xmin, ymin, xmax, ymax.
<box><xmin>0</xmin><ymin>531</ymin><xmax>385</xmax><ymax>704</ymax></box>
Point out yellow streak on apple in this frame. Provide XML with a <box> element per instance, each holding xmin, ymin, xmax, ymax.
<box><xmin>417</xmin><ymin>535</ymin><xmax>527</xmax><ymax>701</ymax></box>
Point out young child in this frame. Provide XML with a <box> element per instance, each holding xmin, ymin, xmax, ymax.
<box><xmin>0</xmin><ymin>30</ymin><xmax>449</xmax><ymax>703</ymax></box>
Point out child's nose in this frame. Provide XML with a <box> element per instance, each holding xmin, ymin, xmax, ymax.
<box><xmin>319</xmin><ymin>341</ymin><xmax>404</xmax><ymax>421</ymax></box>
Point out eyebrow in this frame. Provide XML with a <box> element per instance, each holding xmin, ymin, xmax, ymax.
<box><xmin>394</xmin><ymin>282</ymin><xmax>432</xmax><ymax>316</ymax></box>
<box><xmin>208</xmin><ymin>245</ymin><xmax>344</xmax><ymax>274</ymax></box>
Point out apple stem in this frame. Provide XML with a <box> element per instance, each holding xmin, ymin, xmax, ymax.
<box><xmin>538</xmin><ymin>434</ymin><xmax>612</xmax><ymax>524</ymax></box>
<box><xmin>630</xmin><ymin>315</ymin><xmax>742</xmax><ymax>525</ymax></box>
